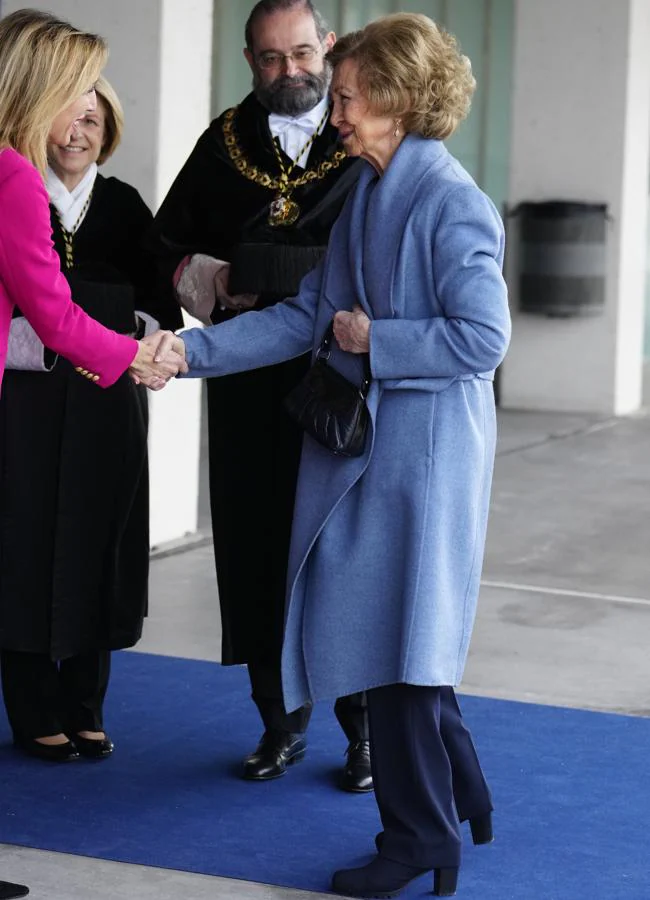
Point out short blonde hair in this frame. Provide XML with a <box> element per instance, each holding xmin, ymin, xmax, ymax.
<box><xmin>95</xmin><ymin>75</ymin><xmax>124</xmax><ymax>165</ymax></box>
<box><xmin>327</xmin><ymin>13</ymin><xmax>475</xmax><ymax>140</ymax></box>
<box><xmin>0</xmin><ymin>9</ymin><xmax>107</xmax><ymax>174</ymax></box>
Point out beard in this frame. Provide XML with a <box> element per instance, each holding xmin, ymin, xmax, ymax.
<box><xmin>253</xmin><ymin>65</ymin><xmax>331</xmax><ymax>116</ymax></box>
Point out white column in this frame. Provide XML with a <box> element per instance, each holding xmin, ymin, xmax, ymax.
<box><xmin>3</xmin><ymin>0</ymin><xmax>212</xmax><ymax>545</ymax></box>
<box><xmin>146</xmin><ymin>0</ymin><xmax>212</xmax><ymax>547</ymax></box>
<box><xmin>503</xmin><ymin>0</ymin><xmax>650</xmax><ymax>415</ymax></box>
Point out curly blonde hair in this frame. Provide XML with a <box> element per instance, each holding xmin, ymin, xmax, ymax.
<box><xmin>327</xmin><ymin>13</ymin><xmax>475</xmax><ymax>140</ymax></box>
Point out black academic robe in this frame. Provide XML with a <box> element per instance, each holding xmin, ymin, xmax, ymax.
<box><xmin>149</xmin><ymin>93</ymin><xmax>362</xmax><ymax>666</ymax></box>
<box><xmin>0</xmin><ymin>174</ymin><xmax>182</xmax><ymax>660</ymax></box>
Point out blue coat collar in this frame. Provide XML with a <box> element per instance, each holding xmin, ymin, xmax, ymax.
<box><xmin>345</xmin><ymin>135</ymin><xmax>450</xmax><ymax>319</ymax></box>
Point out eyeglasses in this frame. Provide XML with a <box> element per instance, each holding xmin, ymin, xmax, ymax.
<box><xmin>256</xmin><ymin>46</ymin><xmax>322</xmax><ymax>70</ymax></box>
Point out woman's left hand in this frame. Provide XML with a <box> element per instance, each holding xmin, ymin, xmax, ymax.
<box><xmin>333</xmin><ymin>305</ymin><xmax>371</xmax><ymax>354</ymax></box>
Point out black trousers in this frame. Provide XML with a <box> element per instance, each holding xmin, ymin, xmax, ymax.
<box><xmin>248</xmin><ymin>661</ymin><xmax>368</xmax><ymax>742</ymax></box>
<box><xmin>1</xmin><ymin>649</ymin><xmax>110</xmax><ymax>740</ymax></box>
<box><xmin>368</xmin><ymin>684</ymin><xmax>492</xmax><ymax>869</ymax></box>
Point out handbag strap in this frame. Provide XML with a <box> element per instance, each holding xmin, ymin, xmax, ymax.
<box><xmin>316</xmin><ymin>320</ymin><xmax>371</xmax><ymax>397</ymax></box>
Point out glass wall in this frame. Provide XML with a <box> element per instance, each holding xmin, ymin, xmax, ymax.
<box><xmin>211</xmin><ymin>0</ymin><xmax>515</xmax><ymax>211</ymax></box>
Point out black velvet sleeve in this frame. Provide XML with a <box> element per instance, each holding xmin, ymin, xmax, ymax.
<box><xmin>147</xmin><ymin>122</ymin><xmax>237</xmax><ymax>325</ymax></box>
<box><xmin>107</xmin><ymin>180</ymin><xmax>183</xmax><ymax>331</ymax></box>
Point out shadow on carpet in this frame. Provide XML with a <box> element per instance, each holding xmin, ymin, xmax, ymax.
<box><xmin>0</xmin><ymin>651</ymin><xmax>647</xmax><ymax>899</ymax></box>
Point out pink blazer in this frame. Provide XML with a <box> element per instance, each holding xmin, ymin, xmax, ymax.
<box><xmin>0</xmin><ymin>148</ymin><xmax>137</xmax><ymax>388</ymax></box>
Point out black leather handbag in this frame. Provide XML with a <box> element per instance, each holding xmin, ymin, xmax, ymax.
<box><xmin>283</xmin><ymin>320</ymin><xmax>371</xmax><ymax>458</ymax></box>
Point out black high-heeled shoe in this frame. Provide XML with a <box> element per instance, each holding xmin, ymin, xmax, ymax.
<box><xmin>331</xmin><ymin>856</ymin><xmax>458</xmax><ymax>898</ymax></box>
<box><xmin>72</xmin><ymin>734</ymin><xmax>114</xmax><ymax>760</ymax></box>
<box><xmin>375</xmin><ymin>811</ymin><xmax>493</xmax><ymax>853</ymax></box>
<box><xmin>13</xmin><ymin>736</ymin><xmax>79</xmax><ymax>763</ymax></box>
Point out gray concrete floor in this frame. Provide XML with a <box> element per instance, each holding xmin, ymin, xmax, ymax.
<box><xmin>2</xmin><ymin>396</ymin><xmax>650</xmax><ymax>898</ymax></box>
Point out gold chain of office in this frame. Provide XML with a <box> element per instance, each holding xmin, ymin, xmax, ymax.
<box><xmin>56</xmin><ymin>190</ymin><xmax>94</xmax><ymax>269</ymax></box>
<box><xmin>222</xmin><ymin>106</ymin><xmax>346</xmax><ymax>226</ymax></box>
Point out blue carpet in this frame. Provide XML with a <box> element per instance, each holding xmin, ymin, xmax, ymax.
<box><xmin>0</xmin><ymin>652</ymin><xmax>647</xmax><ymax>899</ymax></box>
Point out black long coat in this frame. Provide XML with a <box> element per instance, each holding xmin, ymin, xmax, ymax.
<box><xmin>149</xmin><ymin>94</ymin><xmax>361</xmax><ymax>666</ymax></box>
<box><xmin>0</xmin><ymin>174</ymin><xmax>182</xmax><ymax>660</ymax></box>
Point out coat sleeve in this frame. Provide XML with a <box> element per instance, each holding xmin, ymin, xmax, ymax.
<box><xmin>116</xmin><ymin>182</ymin><xmax>184</xmax><ymax>331</ymax></box>
<box><xmin>370</xmin><ymin>184</ymin><xmax>511</xmax><ymax>379</ymax></box>
<box><xmin>180</xmin><ymin>259</ymin><xmax>324</xmax><ymax>377</ymax></box>
<box><xmin>0</xmin><ymin>163</ymin><xmax>137</xmax><ymax>387</ymax></box>
<box><xmin>147</xmin><ymin>127</ymin><xmax>226</xmax><ymax>329</ymax></box>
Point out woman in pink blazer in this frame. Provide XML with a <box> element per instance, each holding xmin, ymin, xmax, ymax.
<box><xmin>0</xmin><ymin>13</ymin><xmax>181</xmax><ymax>898</ymax></box>
<box><xmin>0</xmin><ymin>13</ymin><xmax>175</xmax><ymax>899</ymax></box>
<box><xmin>0</xmin><ymin>10</ymin><xmax>179</xmax><ymax>394</ymax></box>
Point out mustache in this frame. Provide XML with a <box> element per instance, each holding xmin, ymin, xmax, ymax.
<box><xmin>254</xmin><ymin>66</ymin><xmax>331</xmax><ymax>116</ymax></box>
<box><xmin>269</xmin><ymin>73</ymin><xmax>319</xmax><ymax>91</ymax></box>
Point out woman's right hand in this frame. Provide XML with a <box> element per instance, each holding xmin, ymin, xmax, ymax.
<box><xmin>129</xmin><ymin>333</ymin><xmax>187</xmax><ymax>389</ymax></box>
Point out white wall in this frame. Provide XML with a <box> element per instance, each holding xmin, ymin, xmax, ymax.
<box><xmin>504</xmin><ymin>0</ymin><xmax>650</xmax><ymax>414</ymax></box>
<box><xmin>3</xmin><ymin>0</ymin><xmax>213</xmax><ymax>545</ymax></box>
<box><xmin>156</xmin><ymin>0</ymin><xmax>215</xmax><ymax>206</ymax></box>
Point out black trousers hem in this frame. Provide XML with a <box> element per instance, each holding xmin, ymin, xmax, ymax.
<box><xmin>248</xmin><ymin>661</ymin><xmax>368</xmax><ymax>740</ymax></box>
<box><xmin>1</xmin><ymin>649</ymin><xmax>110</xmax><ymax>739</ymax></box>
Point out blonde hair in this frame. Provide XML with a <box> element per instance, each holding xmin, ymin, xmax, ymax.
<box><xmin>327</xmin><ymin>13</ymin><xmax>476</xmax><ymax>140</ymax></box>
<box><xmin>95</xmin><ymin>75</ymin><xmax>124</xmax><ymax>165</ymax></box>
<box><xmin>0</xmin><ymin>9</ymin><xmax>107</xmax><ymax>174</ymax></box>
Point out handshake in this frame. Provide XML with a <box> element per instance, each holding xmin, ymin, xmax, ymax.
<box><xmin>128</xmin><ymin>331</ymin><xmax>188</xmax><ymax>390</ymax></box>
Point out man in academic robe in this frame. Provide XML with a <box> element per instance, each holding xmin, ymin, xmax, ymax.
<box><xmin>149</xmin><ymin>0</ymin><xmax>370</xmax><ymax>792</ymax></box>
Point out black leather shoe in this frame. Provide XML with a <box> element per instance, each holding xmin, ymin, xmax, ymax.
<box><xmin>72</xmin><ymin>734</ymin><xmax>114</xmax><ymax>760</ymax></box>
<box><xmin>0</xmin><ymin>880</ymin><xmax>29</xmax><ymax>899</ymax></box>
<box><xmin>332</xmin><ymin>855</ymin><xmax>458</xmax><ymax>898</ymax></box>
<box><xmin>340</xmin><ymin>739</ymin><xmax>373</xmax><ymax>792</ymax></box>
<box><xmin>242</xmin><ymin>730</ymin><xmax>306</xmax><ymax>780</ymax></box>
<box><xmin>13</xmin><ymin>737</ymin><xmax>79</xmax><ymax>763</ymax></box>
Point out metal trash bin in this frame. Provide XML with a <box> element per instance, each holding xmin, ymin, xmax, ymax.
<box><xmin>512</xmin><ymin>201</ymin><xmax>607</xmax><ymax>317</ymax></box>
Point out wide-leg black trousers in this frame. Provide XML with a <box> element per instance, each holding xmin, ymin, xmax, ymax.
<box><xmin>1</xmin><ymin>649</ymin><xmax>110</xmax><ymax>739</ymax></box>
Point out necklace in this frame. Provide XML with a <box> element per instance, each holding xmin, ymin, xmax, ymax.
<box><xmin>55</xmin><ymin>190</ymin><xmax>93</xmax><ymax>269</ymax></box>
<box><xmin>222</xmin><ymin>106</ymin><xmax>347</xmax><ymax>227</ymax></box>
<box><xmin>268</xmin><ymin>106</ymin><xmax>328</xmax><ymax>226</ymax></box>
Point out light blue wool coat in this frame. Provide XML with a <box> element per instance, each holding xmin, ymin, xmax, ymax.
<box><xmin>181</xmin><ymin>134</ymin><xmax>511</xmax><ymax>712</ymax></box>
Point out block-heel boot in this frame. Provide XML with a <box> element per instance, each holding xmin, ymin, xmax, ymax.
<box><xmin>331</xmin><ymin>856</ymin><xmax>459</xmax><ymax>898</ymax></box>
<box><xmin>434</xmin><ymin>866</ymin><xmax>459</xmax><ymax>896</ymax></box>
<box><xmin>468</xmin><ymin>811</ymin><xmax>493</xmax><ymax>845</ymax></box>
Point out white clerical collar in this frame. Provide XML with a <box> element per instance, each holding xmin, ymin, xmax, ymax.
<box><xmin>46</xmin><ymin>163</ymin><xmax>98</xmax><ymax>234</ymax></box>
<box><xmin>268</xmin><ymin>96</ymin><xmax>329</xmax><ymax>167</ymax></box>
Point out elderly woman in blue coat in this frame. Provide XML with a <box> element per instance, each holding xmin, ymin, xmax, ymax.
<box><xmin>152</xmin><ymin>12</ymin><xmax>510</xmax><ymax>897</ymax></box>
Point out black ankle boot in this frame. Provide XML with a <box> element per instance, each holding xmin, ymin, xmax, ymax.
<box><xmin>468</xmin><ymin>811</ymin><xmax>493</xmax><ymax>845</ymax></box>
<box><xmin>331</xmin><ymin>856</ymin><xmax>458</xmax><ymax>898</ymax></box>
